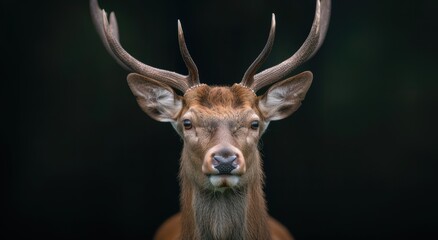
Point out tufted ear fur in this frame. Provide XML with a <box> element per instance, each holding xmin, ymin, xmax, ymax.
<box><xmin>258</xmin><ymin>71</ymin><xmax>313</xmax><ymax>121</ymax></box>
<box><xmin>127</xmin><ymin>73</ymin><xmax>182</xmax><ymax>122</ymax></box>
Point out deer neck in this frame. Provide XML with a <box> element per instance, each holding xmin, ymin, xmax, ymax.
<box><xmin>179</xmin><ymin>151</ymin><xmax>271</xmax><ymax>240</ymax></box>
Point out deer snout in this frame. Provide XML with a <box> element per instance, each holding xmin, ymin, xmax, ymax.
<box><xmin>202</xmin><ymin>145</ymin><xmax>246</xmax><ymax>176</ymax></box>
<box><xmin>213</xmin><ymin>153</ymin><xmax>237</xmax><ymax>174</ymax></box>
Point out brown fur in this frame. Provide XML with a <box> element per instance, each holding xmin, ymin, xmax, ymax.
<box><xmin>182</xmin><ymin>85</ymin><xmax>258</xmax><ymax>114</ymax></box>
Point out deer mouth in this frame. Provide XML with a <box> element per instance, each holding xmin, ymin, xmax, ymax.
<box><xmin>208</xmin><ymin>175</ymin><xmax>240</xmax><ymax>189</ymax></box>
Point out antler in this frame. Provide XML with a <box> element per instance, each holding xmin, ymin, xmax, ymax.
<box><xmin>241</xmin><ymin>0</ymin><xmax>331</xmax><ymax>92</ymax></box>
<box><xmin>90</xmin><ymin>0</ymin><xmax>199</xmax><ymax>92</ymax></box>
<box><xmin>240</xmin><ymin>14</ymin><xmax>276</xmax><ymax>88</ymax></box>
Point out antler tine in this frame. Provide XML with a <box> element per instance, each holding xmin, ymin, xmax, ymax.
<box><xmin>178</xmin><ymin>20</ymin><xmax>200</xmax><ymax>86</ymax></box>
<box><xmin>90</xmin><ymin>0</ymin><xmax>130</xmax><ymax>70</ymax></box>
<box><xmin>251</xmin><ymin>0</ymin><xmax>331</xmax><ymax>92</ymax></box>
<box><xmin>240</xmin><ymin>14</ymin><xmax>276</xmax><ymax>88</ymax></box>
<box><xmin>91</xmin><ymin>0</ymin><xmax>195</xmax><ymax>92</ymax></box>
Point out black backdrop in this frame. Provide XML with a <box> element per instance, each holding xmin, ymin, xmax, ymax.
<box><xmin>3</xmin><ymin>0</ymin><xmax>438</xmax><ymax>239</ymax></box>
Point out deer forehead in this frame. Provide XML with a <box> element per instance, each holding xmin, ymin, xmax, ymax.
<box><xmin>184</xmin><ymin>85</ymin><xmax>256</xmax><ymax>108</ymax></box>
<box><xmin>180</xmin><ymin>84</ymin><xmax>261</xmax><ymax>120</ymax></box>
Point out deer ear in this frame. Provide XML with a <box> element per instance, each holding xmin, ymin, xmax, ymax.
<box><xmin>258</xmin><ymin>71</ymin><xmax>313</xmax><ymax>121</ymax></box>
<box><xmin>127</xmin><ymin>73</ymin><xmax>182</xmax><ymax>122</ymax></box>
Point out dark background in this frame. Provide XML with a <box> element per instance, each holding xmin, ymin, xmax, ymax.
<box><xmin>3</xmin><ymin>0</ymin><xmax>437</xmax><ymax>239</ymax></box>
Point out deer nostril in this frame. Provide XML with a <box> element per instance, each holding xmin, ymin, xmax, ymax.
<box><xmin>215</xmin><ymin>163</ymin><xmax>236</xmax><ymax>174</ymax></box>
<box><xmin>213</xmin><ymin>154</ymin><xmax>237</xmax><ymax>174</ymax></box>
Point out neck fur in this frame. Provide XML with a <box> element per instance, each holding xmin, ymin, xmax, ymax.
<box><xmin>179</xmin><ymin>151</ymin><xmax>271</xmax><ymax>240</ymax></box>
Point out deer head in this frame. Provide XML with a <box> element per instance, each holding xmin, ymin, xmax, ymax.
<box><xmin>91</xmin><ymin>0</ymin><xmax>330</xmax><ymax>238</ymax></box>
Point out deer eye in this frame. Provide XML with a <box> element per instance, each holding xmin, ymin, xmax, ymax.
<box><xmin>250</xmin><ymin>120</ymin><xmax>259</xmax><ymax>130</ymax></box>
<box><xmin>183</xmin><ymin>119</ymin><xmax>192</xmax><ymax>130</ymax></box>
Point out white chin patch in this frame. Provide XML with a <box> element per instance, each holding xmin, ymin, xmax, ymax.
<box><xmin>209</xmin><ymin>175</ymin><xmax>240</xmax><ymax>189</ymax></box>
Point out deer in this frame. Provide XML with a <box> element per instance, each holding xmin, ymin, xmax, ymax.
<box><xmin>90</xmin><ymin>0</ymin><xmax>330</xmax><ymax>239</ymax></box>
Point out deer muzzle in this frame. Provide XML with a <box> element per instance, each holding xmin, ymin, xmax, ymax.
<box><xmin>202</xmin><ymin>144</ymin><xmax>246</xmax><ymax>188</ymax></box>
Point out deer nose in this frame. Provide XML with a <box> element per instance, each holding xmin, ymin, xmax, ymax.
<box><xmin>202</xmin><ymin>144</ymin><xmax>246</xmax><ymax>176</ymax></box>
<box><xmin>212</xmin><ymin>150</ymin><xmax>238</xmax><ymax>174</ymax></box>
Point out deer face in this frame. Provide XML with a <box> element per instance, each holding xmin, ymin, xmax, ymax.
<box><xmin>179</xmin><ymin>85</ymin><xmax>263</xmax><ymax>190</ymax></box>
<box><xmin>127</xmin><ymin>72</ymin><xmax>313</xmax><ymax>191</ymax></box>
<box><xmin>179</xmin><ymin>85</ymin><xmax>258</xmax><ymax>190</ymax></box>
